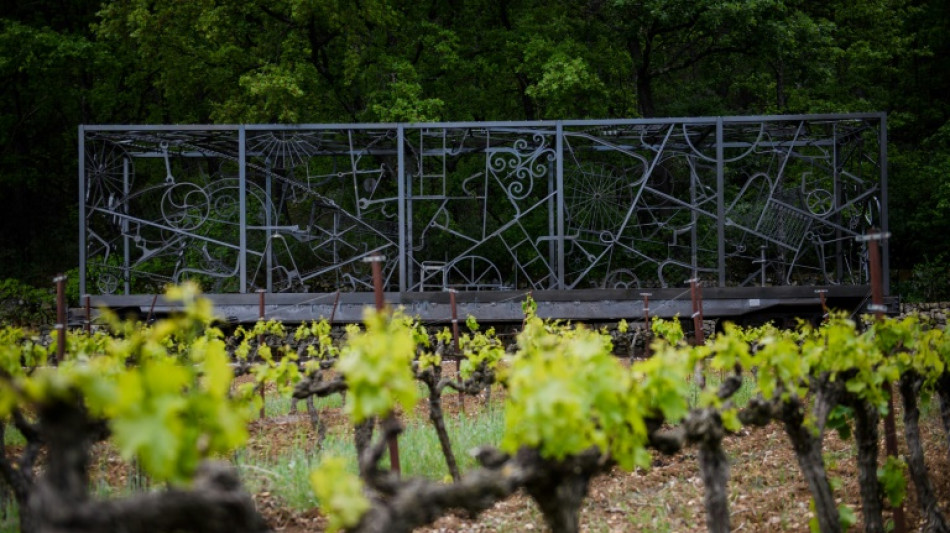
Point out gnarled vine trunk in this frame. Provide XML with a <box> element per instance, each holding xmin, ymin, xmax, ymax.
<box><xmin>520</xmin><ymin>448</ymin><xmax>604</xmax><ymax>533</ymax></box>
<box><xmin>899</xmin><ymin>373</ymin><xmax>950</xmax><ymax>533</ymax></box>
<box><xmin>780</xmin><ymin>382</ymin><xmax>841</xmax><ymax>533</ymax></box>
<box><xmin>420</xmin><ymin>366</ymin><xmax>461</xmax><ymax>482</ymax></box>
<box><xmin>849</xmin><ymin>398</ymin><xmax>884</xmax><ymax>533</ymax></box>
<box><xmin>937</xmin><ymin>373</ymin><xmax>950</xmax><ymax>465</ymax></box>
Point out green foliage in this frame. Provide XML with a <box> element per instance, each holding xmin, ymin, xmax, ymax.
<box><xmin>0</xmin><ymin>282</ymin><xmax>253</xmax><ymax>485</ymax></box>
<box><xmin>0</xmin><ymin>279</ymin><xmax>53</xmax><ymax>326</ymax></box>
<box><xmin>310</xmin><ymin>456</ymin><xmax>370</xmax><ymax>533</ymax></box>
<box><xmin>878</xmin><ymin>456</ymin><xmax>908</xmax><ymax>507</ymax></box>
<box><xmin>521</xmin><ymin>295</ymin><xmax>537</xmax><ymax>319</ymax></box>
<box><xmin>502</xmin><ymin>317</ymin><xmax>650</xmax><ymax>470</ymax></box>
<box><xmin>294</xmin><ymin>319</ymin><xmax>339</xmax><ymax>362</ymax></box>
<box><xmin>335</xmin><ymin>309</ymin><xmax>420</xmax><ymax>423</ymax></box>
<box><xmin>459</xmin><ymin>325</ymin><xmax>504</xmax><ymax>380</ymax></box>
<box><xmin>630</xmin><ymin>343</ymin><xmax>693</xmax><ymax>424</ymax></box>
<box><xmin>2</xmin><ymin>0</ymin><xmax>950</xmax><ymax>283</ymax></box>
<box><xmin>838</xmin><ymin>504</ymin><xmax>858</xmax><ymax>530</ymax></box>
<box><xmin>651</xmin><ymin>316</ymin><xmax>685</xmax><ymax>346</ymax></box>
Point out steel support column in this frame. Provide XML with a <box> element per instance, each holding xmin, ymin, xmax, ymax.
<box><xmin>556</xmin><ymin>121</ymin><xmax>565</xmax><ymax>289</ymax></box>
<box><xmin>239</xmin><ymin>126</ymin><xmax>247</xmax><ymax>293</ymax></box>
<box><xmin>78</xmin><ymin>126</ymin><xmax>86</xmax><ymax>297</ymax></box>
<box><xmin>879</xmin><ymin>113</ymin><xmax>890</xmax><ymax>295</ymax></box>
<box><xmin>716</xmin><ymin>117</ymin><xmax>726</xmax><ymax>287</ymax></box>
<box><xmin>123</xmin><ymin>158</ymin><xmax>130</xmax><ymax>295</ymax></box>
<box><xmin>397</xmin><ymin>124</ymin><xmax>407</xmax><ymax>292</ymax></box>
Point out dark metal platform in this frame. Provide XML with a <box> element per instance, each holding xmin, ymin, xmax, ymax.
<box><xmin>73</xmin><ymin>285</ymin><xmax>889</xmax><ymax>326</ymax></box>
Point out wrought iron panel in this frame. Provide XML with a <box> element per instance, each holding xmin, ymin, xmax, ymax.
<box><xmin>79</xmin><ymin>114</ymin><xmax>886</xmax><ymax>296</ymax></box>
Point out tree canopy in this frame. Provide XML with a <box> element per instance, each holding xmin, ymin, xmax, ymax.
<box><xmin>1</xmin><ymin>0</ymin><xmax>949</xmax><ymax>290</ymax></box>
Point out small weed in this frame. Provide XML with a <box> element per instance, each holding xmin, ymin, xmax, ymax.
<box><xmin>2</xmin><ymin>423</ymin><xmax>24</xmax><ymax>447</ymax></box>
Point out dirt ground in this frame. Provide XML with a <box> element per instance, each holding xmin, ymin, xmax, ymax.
<box><xmin>241</xmin><ymin>376</ymin><xmax>950</xmax><ymax>533</ymax></box>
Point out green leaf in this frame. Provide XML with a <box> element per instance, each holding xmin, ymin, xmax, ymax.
<box><xmin>838</xmin><ymin>504</ymin><xmax>857</xmax><ymax>530</ymax></box>
<box><xmin>311</xmin><ymin>456</ymin><xmax>369</xmax><ymax>533</ymax></box>
<box><xmin>878</xmin><ymin>456</ymin><xmax>907</xmax><ymax>507</ymax></box>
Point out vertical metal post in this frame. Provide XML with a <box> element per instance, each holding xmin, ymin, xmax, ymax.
<box><xmin>329</xmin><ymin>290</ymin><xmax>341</xmax><ymax>324</ymax></box>
<box><xmin>84</xmin><ymin>294</ymin><xmax>91</xmax><ymax>333</ymax></box>
<box><xmin>690</xmin><ymin>278</ymin><xmax>705</xmax><ymax>346</ymax></box>
<box><xmin>54</xmin><ymin>274</ymin><xmax>66</xmax><ymax>365</ymax></box>
<box><xmin>449</xmin><ymin>289</ymin><xmax>465</xmax><ymax>417</ymax></box>
<box><xmin>879</xmin><ymin>114</ymin><xmax>890</xmax><ymax>295</ymax></box>
<box><xmin>866</xmin><ymin>230</ymin><xmax>905</xmax><ymax>533</ymax></box>
<box><xmin>641</xmin><ymin>293</ymin><xmax>651</xmax><ymax>329</ymax></box>
<box><xmin>690</xmin><ymin>168</ymin><xmax>698</xmax><ymax>273</ymax></box>
<box><xmin>716</xmin><ymin>117</ymin><xmax>726</xmax><ymax>287</ymax></box>
<box><xmin>238</xmin><ymin>126</ymin><xmax>247</xmax><ymax>293</ymax></box>
<box><xmin>123</xmin><ymin>158</ymin><xmax>131</xmax><ymax>295</ymax></box>
<box><xmin>78</xmin><ymin>126</ymin><xmax>86</xmax><ymax>297</ymax></box>
<box><xmin>816</xmin><ymin>289</ymin><xmax>829</xmax><ymax>323</ymax></box>
<box><xmin>397</xmin><ymin>125</ymin><xmax>407</xmax><ymax>292</ymax></box>
<box><xmin>833</xmin><ymin>125</ymin><xmax>844</xmax><ymax>281</ymax></box>
<box><xmin>258</xmin><ymin>289</ymin><xmax>266</xmax><ymax>420</ymax></box>
<box><xmin>548</xmin><ymin>164</ymin><xmax>556</xmax><ymax>285</ymax></box>
<box><xmin>641</xmin><ymin>292</ymin><xmax>652</xmax><ymax>357</ymax></box>
<box><xmin>367</xmin><ymin>255</ymin><xmax>386</xmax><ymax>311</ymax></box>
<box><xmin>365</xmin><ymin>254</ymin><xmax>400</xmax><ymax>475</ymax></box>
<box><xmin>407</xmin><ymin>130</ymin><xmax>415</xmax><ymax>292</ymax></box>
<box><xmin>555</xmin><ymin>121</ymin><xmax>565</xmax><ymax>289</ymax></box>
<box><xmin>145</xmin><ymin>293</ymin><xmax>158</xmax><ymax>324</ymax></box>
<box><xmin>265</xmin><ymin>158</ymin><xmax>273</xmax><ymax>293</ymax></box>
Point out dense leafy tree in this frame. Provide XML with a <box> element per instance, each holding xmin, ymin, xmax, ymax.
<box><xmin>1</xmin><ymin>0</ymin><xmax>949</xmax><ymax>288</ymax></box>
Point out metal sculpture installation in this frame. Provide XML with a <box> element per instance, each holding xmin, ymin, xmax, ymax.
<box><xmin>79</xmin><ymin>114</ymin><xmax>888</xmax><ymax>303</ymax></box>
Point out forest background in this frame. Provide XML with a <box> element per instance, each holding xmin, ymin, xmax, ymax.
<box><xmin>2</xmin><ymin>0</ymin><xmax>949</xmax><ymax>301</ymax></box>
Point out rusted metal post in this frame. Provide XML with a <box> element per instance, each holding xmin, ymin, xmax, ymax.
<box><xmin>816</xmin><ymin>289</ymin><xmax>829</xmax><ymax>323</ymax></box>
<box><xmin>54</xmin><ymin>274</ymin><xmax>66</xmax><ymax>365</ymax></box>
<box><xmin>84</xmin><ymin>294</ymin><xmax>91</xmax><ymax>333</ymax></box>
<box><xmin>145</xmin><ymin>292</ymin><xmax>159</xmax><ymax>324</ymax></box>
<box><xmin>449</xmin><ymin>289</ymin><xmax>465</xmax><ymax>417</ymax></box>
<box><xmin>363</xmin><ymin>254</ymin><xmax>400</xmax><ymax>475</ymax></box>
<box><xmin>690</xmin><ymin>278</ymin><xmax>706</xmax><ymax>387</ymax></box>
<box><xmin>368</xmin><ymin>257</ymin><xmax>385</xmax><ymax>312</ymax></box>
<box><xmin>864</xmin><ymin>230</ymin><xmax>906</xmax><ymax>533</ymax></box>
<box><xmin>329</xmin><ymin>290</ymin><xmax>341</xmax><ymax>324</ymax></box>
<box><xmin>641</xmin><ymin>292</ymin><xmax>652</xmax><ymax>357</ymax></box>
<box><xmin>257</xmin><ymin>289</ymin><xmax>266</xmax><ymax>420</ymax></box>
<box><xmin>690</xmin><ymin>278</ymin><xmax>705</xmax><ymax>346</ymax></box>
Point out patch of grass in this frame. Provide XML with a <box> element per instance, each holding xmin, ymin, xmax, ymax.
<box><xmin>0</xmin><ymin>499</ymin><xmax>18</xmax><ymax>533</ymax></box>
<box><xmin>237</xmin><ymin>424</ymin><xmax>359</xmax><ymax>509</ymax></box>
<box><xmin>396</xmin><ymin>406</ymin><xmax>505</xmax><ymax>479</ymax></box>
<box><xmin>2</xmin><ymin>423</ymin><xmax>24</xmax><ymax>447</ymax></box>
<box><xmin>260</xmin><ymin>388</ymin><xmax>344</xmax><ymax>417</ymax></box>
<box><xmin>687</xmin><ymin>371</ymin><xmax>757</xmax><ymax>409</ymax></box>
<box><xmin>237</xmin><ymin>399</ymin><xmax>505</xmax><ymax>509</ymax></box>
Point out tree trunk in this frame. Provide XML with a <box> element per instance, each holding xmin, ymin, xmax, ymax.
<box><xmin>851</xmin><ymin>399</ymin><xmax>884</xmax><ymax>533</ymax></box>
<box><xmin>35</xmin><ymin>462</ymin><xmax>267</xmax><ymax>533</ymax></box>
<box><xmin>521</xmin><ymin>449</ymin><xmax>602</xmax><ymax>533</ymax></box>
<box><xmin>524</xmin><ymin>474</ymin><xmax>587</xmax><ymax>533</ymax></box>
<box><xmin>782</xmin><ymin>395</ymin><xmax>840</xmax><ymax>533</ymax></box>
<box><xmin>699</xmin><ymin>438</ymin><xmax>731</xmax><ymax>533</ymax></box>
<box><xmin>423</xmin><ymin>368</ymin><xmax>460</xmax><ymax>482</ymax></box>
<box><xmin>0</xmin><ymin>426</ymin><xmax>37</xmax><ymax>533</ymax></box>
<box><xmin>938</xmin><ymin>373</ymin><xmax>950</xmax><ymax>465</ymax></box>
<box><xmin>899</xmin><ymin>373</ymin><xmax>950</xmax><ymax>533</ymax></box>
<box><xmin>305</xmin><ymin>396</ymin><xmax>327</xmax><ymax>451</ymax></box>
<box><xmin>352</xmin><ymin>447</ymin><xmax>523</xmax><ymax>533</ymax></box>
<box><xmin>355</xmin><ymin>417</ymin><xmax>376</xmax><ymax>477</ymax></box>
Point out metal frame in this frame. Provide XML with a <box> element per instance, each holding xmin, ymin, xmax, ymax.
<box><xmin>78</xmin><ymin>113</ymin><xmax>888</xmax><ymax>320</ymax></box>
